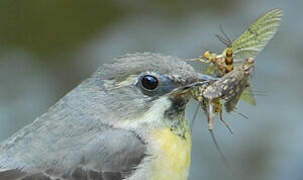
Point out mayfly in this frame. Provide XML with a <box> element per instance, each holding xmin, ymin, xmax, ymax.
<box><xmin>190</xmin><ymin>9</ymin><xmax>282</xmax><ymax>174</ymax></box>
<box><xmin>191</xmin><ymin>58</ymin><xmax>255</xmax><ymax>173</ymax></box>
<box><xmin>191</xmin><ymin>8</ymin><xmax>283</xmax><ymax>132</ymax></box>
<box><xmin>191</xmin><ymin>58</ymin><xmax>255</xmax><ymax>133</ymax></box>
<box><xmin>201</xmin><ymin>8</ymin><xmax>282</xmax><ymax>76</ymax></box>
<box><xmin>198</xmin><ymin>8</ymin><xmax>283</xmax><ymax>106</ymax></box>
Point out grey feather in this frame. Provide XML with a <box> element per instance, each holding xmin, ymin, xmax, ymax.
<box><xmin>0</xmin><ymin>126</ymin><xmax>146</xmax><ymax>180</ymax></box>
<box><xmin>0</xmin><ymin>53</ymin><xmax>205</xmax><ymax>180</ymax></box>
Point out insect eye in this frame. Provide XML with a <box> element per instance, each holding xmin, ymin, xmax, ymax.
<box><xmin>141</xmin><ymin>75</ymin><xmax>159</xmax><ymax>90</ymax></box>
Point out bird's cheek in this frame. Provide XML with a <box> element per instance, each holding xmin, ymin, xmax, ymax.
<box><xmin>168</xmin><ymin>93</ymin><xmax>190</xmax><ymax>109</ymax></box>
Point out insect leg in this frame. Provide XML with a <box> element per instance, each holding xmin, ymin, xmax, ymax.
<box><xmin>198</xmin><ymin>57</ymin><xmax>211</xmax><ymax>63</ymax></box>
<box><xmin>207</xmin><ymin>101</ymin><xmax>215</xmax><ymax>131</ymax></box>
<box><xmin>190</xmin><ymin>104</ymin><xmax>200</xmax><ymax>133</ymax></box>
<box><xmin>232</xmin><ymin>108</ymin><xmax>249</xmax><ymax>119</ymax></box>
<box><xmin>219</xmin><ymin>110</ymin><xmax>234</xmax><ymax>134</ymax></box>
<box><xmin>208</xmin><ymin>129</ymin><xmax>231</xmax><ymax>170</ymax></box>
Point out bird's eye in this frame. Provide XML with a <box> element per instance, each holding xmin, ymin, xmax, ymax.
<box><xmin>141</xmin><ymin>75</ymin><xmax>159</xmax><ymax>90</ymax></box>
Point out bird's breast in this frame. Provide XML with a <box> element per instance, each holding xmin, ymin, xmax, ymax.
<box><xmin>150</xmin><ymin>127</ymin><xmax>191</xmax><ymax>180</ymax></box>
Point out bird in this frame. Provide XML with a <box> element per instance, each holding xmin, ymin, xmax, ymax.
<box><xmin>0</xmin><ymin>52</ymin><xmax>214</xmax><ymax>180</ymax></box>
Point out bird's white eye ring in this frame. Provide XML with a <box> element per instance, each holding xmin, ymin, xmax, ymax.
<box><xmin>141</xmin><ymin>75</ymin><xmax>159</xmax><ymax>90</ymax></box>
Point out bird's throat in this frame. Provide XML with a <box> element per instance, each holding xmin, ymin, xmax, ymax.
<box><xmin>151</xmin><ymin>124</ymin><xmax>191</xmax><ymax>180</ymax></box>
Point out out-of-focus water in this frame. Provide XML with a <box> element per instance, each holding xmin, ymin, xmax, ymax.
<box><xmin>0</xmin><ymin>0</ymin><xmax>302</xmax><ymax>179</ymax></box>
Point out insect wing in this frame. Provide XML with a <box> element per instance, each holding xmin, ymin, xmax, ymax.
<box><xmin>240</xmin><ymin>86</ymin><xmax>256</xmax><ymax>106</ymax></box>
<box><xmin>232</xmin><ymin>9</ymin><xmax>283</xmax><ymax>60</ymax></box>
<box><xmin>205</xmin><ymin>63</ymin><xmax>217</xmax><ymax>75</ymax></box>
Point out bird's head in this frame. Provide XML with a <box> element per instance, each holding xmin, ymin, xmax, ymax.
<box><xmin>71</xmin><ymin>53</ymin><xmax>215</xmax><ymax>134</ymax></box>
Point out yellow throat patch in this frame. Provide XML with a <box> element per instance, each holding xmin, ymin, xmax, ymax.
<box><xmin>151</xmin><ymin>127</ymin><xmax>191</xmax><ymax>180</ymax></box>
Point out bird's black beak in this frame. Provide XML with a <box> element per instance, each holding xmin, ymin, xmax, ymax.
<box><xmin>170</xmin><ymin>73</ymin><xmax>217</xmax><ymax>96</ymax></box>
<box><xmin>197</xmin><ymin>73</ymin><xmax>218</xmax><ymax>82</ymax></box>
<box><xmin>167</xmin><ymin>73</ymin><xmax>217</xmax><ymax>113</ymax></box>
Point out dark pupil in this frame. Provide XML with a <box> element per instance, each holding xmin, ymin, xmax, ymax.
<box><xmin>141</xmin><ymin>75</ymin><xmax>158</xmax><ymax>90</ymax></box>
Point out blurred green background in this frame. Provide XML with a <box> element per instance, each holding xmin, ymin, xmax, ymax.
<box><xmin>0</xmin><ymin>0</ymin><xmax>302</xmax><ymax>179</ymax></box>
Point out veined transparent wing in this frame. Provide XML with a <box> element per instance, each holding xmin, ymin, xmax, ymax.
<box><xmin>232</xmin><ymin>9</ymin><xmax>283</xmax><ymax>60</ymax></box>
<box><xmin>205</xmin><ymin>63</ymin><xmax>216</xmax><ymax>75</ymax></box>
<box><xmin>240</xmin><ymin>86</ymin><xmax>256</xmax><ymax>106</ymax></box>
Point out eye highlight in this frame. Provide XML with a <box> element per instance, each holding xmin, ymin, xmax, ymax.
<box><xmin>141</xmin><ymin>75</ymin><xmax>159</xmax><ymax>90</ymax></box>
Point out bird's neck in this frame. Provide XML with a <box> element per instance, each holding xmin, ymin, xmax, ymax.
<box><xmin>150</xmin><ymin>115</ymin><xmax>191</xmax><ymax>180</ymax></box>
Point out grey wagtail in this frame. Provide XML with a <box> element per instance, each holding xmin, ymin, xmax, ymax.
<box><xmin>0</xmin><ymin>52</ymin><xmax>215</xmax><ymax>180</ymax></box>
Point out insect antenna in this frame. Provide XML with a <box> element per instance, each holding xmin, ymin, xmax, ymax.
<box><xmin>216</xmin><ymin>25</ymin><xmax>233</xmax><ymax>47</ymax></box>
<box><xmin>216</xmin><ymin>34</ymin><xmax>231</xmax><ymax>47</ymax></box>
<box><xmin>220</xmin><ymin>24</ymin><xmax>233</xmax><ymax>45</ymax></box>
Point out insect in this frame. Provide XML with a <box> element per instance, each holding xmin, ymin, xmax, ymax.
<box><xmin>190</xmin><ymin>8</ymin><xmax>283</xmax><ymax>131</ymax></box>
<box><xmin>191</xmin><ymin>58</ymin><xmax>255</xmax><ymax>172</ymax></box>
<box><xmin>192</xmin><ymin>58</ymin><xmax>255</xmax><ymax>133</ymax></box>
<box><xmin>198</xmin><ymin>8</ymin><xmax>283</xmax><ymax>106</ymax></box>
<box><xmin>190</xmin><ymin>9</ymin><xmax>283</xmax><ymax>175</ymax></box>
<box><xmin>201</xmin><ymin>8</ymin><xmax>282</xmax><ymax>76</ymax></box>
